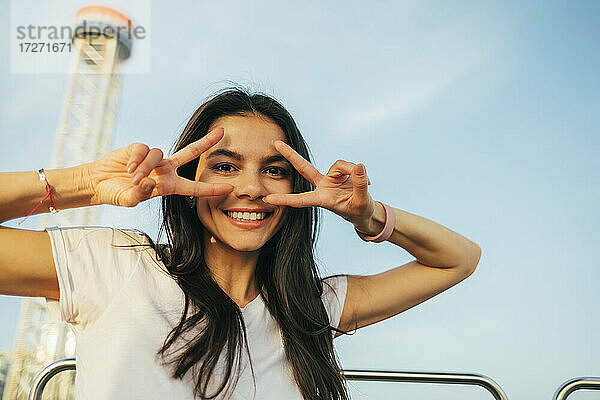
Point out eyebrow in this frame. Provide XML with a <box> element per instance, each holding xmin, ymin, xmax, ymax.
<box><xmin>207</xmin><ymin>148</ymin><xmax>290</xmax><ymax>166</ymax></box>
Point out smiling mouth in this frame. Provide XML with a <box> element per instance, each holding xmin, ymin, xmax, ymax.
<box><xmin>222</xmin><ymin>210</ymin><xmax>274</xmax><ymax>222</ymax></box>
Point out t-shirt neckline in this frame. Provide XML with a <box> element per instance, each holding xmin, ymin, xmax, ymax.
<box><xmin>239</xmin><ymin>293</ymin><xmax>261</xmax><ymax>312</ymax></box>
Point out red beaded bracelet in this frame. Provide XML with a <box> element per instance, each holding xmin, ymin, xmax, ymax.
<box><xmin>38</xmin><ymin>169</ymin><xmax>58</xmax><ymax>213</ymax></box>
<box><xmin>355</xmin><ymin>202</ymin><xmax>395</xmax><ymax>243</ymax></box>
<box><xmin>18</xmin><ymin>169</ymin><xmax>58</xmax><ymax>226</ymax></box>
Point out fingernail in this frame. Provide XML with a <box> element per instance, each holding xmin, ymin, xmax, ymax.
<box><xmin>359</xmin><ymin>164</ymin><xmax>366</xmax><ymax>175</ymax></box>
<box><xmin>142</xmin><ymin>182</ymin><xmax>152</xmax><ymax>192</ymax></box>
<box><xmin>127</xmin><ymin>163</ymin><xmax>137</xmax><ymax>174</ymax></box>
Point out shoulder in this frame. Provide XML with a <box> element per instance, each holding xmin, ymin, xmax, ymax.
<box><xmin>320</xmin><ymin>275</ymin><xmax>349</xmax><ymax>336</ymax></box>
<box><xmin>45</xmin><ymin>225</ymin><xmax>147</xmax><ymax>242</ymax></box>
<box><xmin>321</xmin><ymin>274</ymin><xmax>348</xmax><ymax>294</ymax></box>
<box><xmin>45</xmin><ymin>225</ymin><xmax>157</xmax><ymax>259</ymax></box>
<box><xmin>321</xmin><ymin>275</ymin><xmax>348</xmax><ymax>306</ymax></box>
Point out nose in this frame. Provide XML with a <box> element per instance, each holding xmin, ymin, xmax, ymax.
<box><xmin>233</xmin><ymin>170</ymin><xmax>267</xmax><ymax>200</ymax></box>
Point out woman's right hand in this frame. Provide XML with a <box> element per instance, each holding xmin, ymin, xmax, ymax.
<box><xmin>87</xmin><ymin>127</ymin><xmax>233</xmax><ymax>207</ymax></box>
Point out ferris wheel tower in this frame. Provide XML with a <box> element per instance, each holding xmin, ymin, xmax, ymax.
<box><xmin>3</xmin><ymin>6</ymin><xmax>134</xmax><ymax>399</ymax></box>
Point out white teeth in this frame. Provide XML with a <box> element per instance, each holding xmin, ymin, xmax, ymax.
<box><xmin>225</xmin><ymin>211</ymin><xmax>269</xmax><ymax>221</ymax></box>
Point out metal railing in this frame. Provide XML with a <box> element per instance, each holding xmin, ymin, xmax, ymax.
<box><xmin>30</xmin><ymin>358</ymin><xmax>508</xmax><ymax>400</ymax></box>
<box><xmin>553</xmin><ymin>377</ymin><xmax>600</xmax><ymax>400</ymax></box>
<box><xmin>28</xmin><ymin>357</ymin><xmax>600</xmax><ymax>400</ymax></box>
<box><xmin>28</xmin><ymin>358</ymin><xmax>76</xmax><ymax>400</ymax></box>
<box><xmin>343</xmin><ymin>369</ymin><xmax>507</xmax><ymax>400</ymax></box>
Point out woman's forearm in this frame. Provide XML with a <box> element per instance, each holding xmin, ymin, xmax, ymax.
<box><xmin>355</xmin><ymin>201</ymin><xmax>481</xmax><ymax>271</ymax></box>
<box><xmin>0</xmin><ymin>164</ymin><xmax>96</xmax><ymax>224</ymax></box>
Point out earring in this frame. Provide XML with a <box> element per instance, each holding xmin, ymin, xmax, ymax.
<box><xmin>186</xmin><ymin>196</ymin><xmax>196</xmax><ymax>208</ymax></box>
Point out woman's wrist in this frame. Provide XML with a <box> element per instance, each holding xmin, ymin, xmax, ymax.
<box><xmin>352</xmin><ymin>200</ymin><xmax>386</xmax><ymax>236</ymax></box>
<box><xmin>34</xmin><ymin>164</ymin><xmax>98</xmax><ymax>210</ymax></box>
<box><xmin>0</xmin><ymin>164</ymin><xmax>98</xmax><ymax>224</ymax></box>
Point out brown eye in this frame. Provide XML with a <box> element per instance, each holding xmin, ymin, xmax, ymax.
<box><xmin>266</xmin><ymin>166</ymin><xmax>289</xmax><ymax>177</ymax></box>
<box><xmin>212</xmin><ymin>163</ymin><xmax>236</xmax><ymax>173</ymax></box>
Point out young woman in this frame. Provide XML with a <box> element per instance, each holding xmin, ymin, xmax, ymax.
<box><xmin>0</xmin><ymin>88</ymin><xmax>481</xmax><ymax>400</ymax></box>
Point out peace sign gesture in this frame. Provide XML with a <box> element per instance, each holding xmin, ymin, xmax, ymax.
<box><xmin>88</xmin><ymin>127</ymin><xmax>234</xmax><ymax>207</ymax></box>
<box><xmin>264</xmin><ymin>140</ymin><xmax>376</xmax><ymax>229</ymax></box>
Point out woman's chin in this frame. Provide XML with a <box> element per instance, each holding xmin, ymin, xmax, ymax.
<box><xmin>221</xmin><ymin>237</ymin><xmax>267</xmax><ymax>252</ymax></box>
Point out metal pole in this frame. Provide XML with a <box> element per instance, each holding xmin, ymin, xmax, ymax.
<box><xmin>27</xmin><ymin>358</ymin><xmax>76</xmax><ymax>400</ymax></box>
<box><xmin>343</xmin><ymin>369</ymin><xmax>508</xmax><ymax>400</ymax></box>
<box><xmin>553</xmin><ymin>377</ymin><xmax>600</xmax><ymax>400</ymax></box>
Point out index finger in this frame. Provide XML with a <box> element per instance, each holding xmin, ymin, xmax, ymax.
<box><xmin>167</xmin><ymin>127</ymin><xmax>224</xmax><ymax>168</ymax></box>
<box><xmin>273</xmin><ymin>140</ymin><xmax>323</xmax><ymax>186</ymax></box>
<box><xmin>174</xmin><ymin>177</ymin><xmax>234</xmax><ymax>197</ymax></box>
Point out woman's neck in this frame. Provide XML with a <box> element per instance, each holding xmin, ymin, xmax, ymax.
<box><xmin>203</xmin><ymin>234</ymin><xmax>260</xmax><ymax>308</ymax></box>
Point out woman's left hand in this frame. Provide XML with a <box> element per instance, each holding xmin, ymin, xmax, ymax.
<box><xmin>264</xmin><ymin>140</ymin><xmax>376</xmax><ymax>231</ymax></box>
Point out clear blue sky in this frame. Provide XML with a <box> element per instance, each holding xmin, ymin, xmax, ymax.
<box><xmin>1</xmin><ymin>1</ymin><xmax>598</xmax><ymax>399</ymax></box>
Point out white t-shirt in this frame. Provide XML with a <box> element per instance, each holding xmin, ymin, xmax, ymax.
<box><xmin>44</xmin><ymin>226</ymin><xmax>348</xmax><ymax>400</ymax></box>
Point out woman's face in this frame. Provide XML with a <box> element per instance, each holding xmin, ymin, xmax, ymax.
<box><xmin>194</xmin><ymin>114</ymin><xmax>294</xmax><ymax>252</ymax></box>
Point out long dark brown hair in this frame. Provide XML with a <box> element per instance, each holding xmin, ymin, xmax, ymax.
<box><xmin>124</xmin><ymin>86</ymin><xmax>352</xmax><ymax>399</ymax></box>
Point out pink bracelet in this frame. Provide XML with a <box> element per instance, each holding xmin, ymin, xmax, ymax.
<box><xmin>355</xmin><ymin>202</ymin><xmax>395</xmax><ymax>243</ymax></box>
